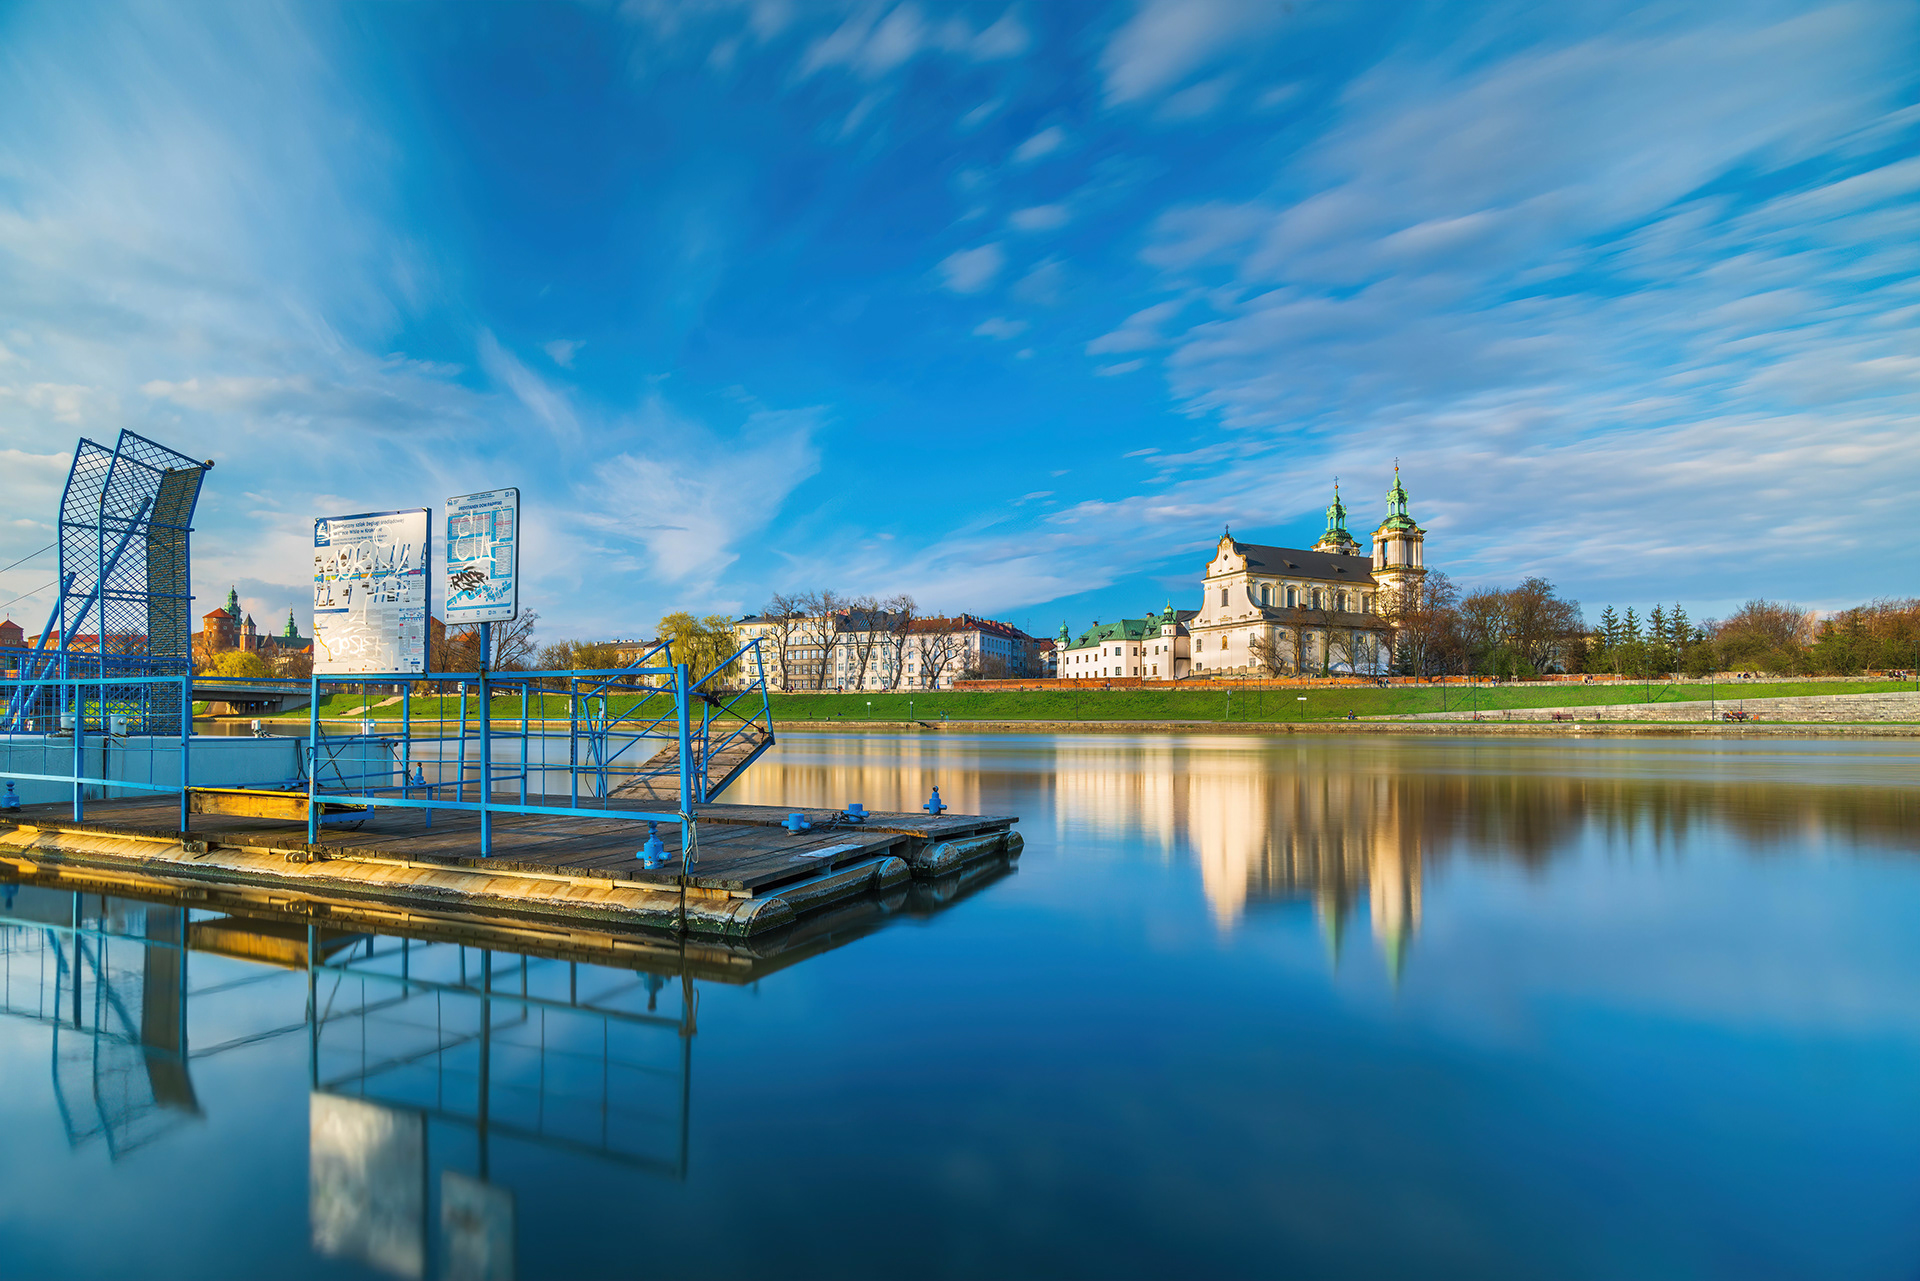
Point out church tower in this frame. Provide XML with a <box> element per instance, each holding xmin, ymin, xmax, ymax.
<box><xmin>1370</xmin><ymin>464</ymin><xmax>1426</xmax><ymax>602</ymax></box>
<box><xmin>1311</xmin><ymin>481</ymin><xmax>1360</xmax><ymax>555</ymax></box>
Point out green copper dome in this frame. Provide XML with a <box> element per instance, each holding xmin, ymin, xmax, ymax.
<box><xmin>1376</xmin><ymin>463</ymin><xmax>1420</xmax><ymax>532</ymax></box>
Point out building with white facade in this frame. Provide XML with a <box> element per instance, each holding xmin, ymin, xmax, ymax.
<box><xmin>1188</xmin><ymin>471</ymin><xmax>1428</xmax><ymax>677</ymax></box>
<box><xmin>1057</xmin><ymin>603</ymin><xmax>1196</xmax><ymax>681</ymax></box>
<box><xmin>734</xmin><ymin>609</ymin><xmax>1040</xmax><ymax>690</ymax></box>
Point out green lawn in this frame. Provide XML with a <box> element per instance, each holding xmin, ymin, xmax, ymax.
<box><xmin>273</xmin><ymin>678</ymin><xmax>1919</xmax><ymax>725</ymax></box>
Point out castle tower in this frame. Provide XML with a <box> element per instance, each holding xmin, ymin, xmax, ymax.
<box><xmin>1370</xmin><ymin>464</ymin><xmax>1426</xmax><ymax>603</ymax></box>
<box><xmin>1311</xmin><ymin>481</ymin><xmax>1360</xmax><ymax>555</ymax></box>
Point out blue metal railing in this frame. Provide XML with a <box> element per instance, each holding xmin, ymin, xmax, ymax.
<box><xmin>298</xmin><ymin>637</ymin><xmax>775</xmax><ymax>860</ymax></box>
<box><xmin>0</xmin><ymin>640</ymin><xmax>776</xmax><ymax>871</ymax></box>
<box><xmin>0</xmin><ymin>674</ymin><xmax>194</xmax><ymax>827</ymax></box>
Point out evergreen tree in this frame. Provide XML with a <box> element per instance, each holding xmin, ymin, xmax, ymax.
<box><xmin>1599</xmin><ymin>606</ymin><xmax>1620</xmax><ymax>646</ymax></box>
<box><xmin>1649</xmin><ymin>604</ymin><xmax>1669</xmax><ymax>647</ymax></box>
<box><xmin>1670</xmin><ymin>602</ymin><xmax>1690</xmax><ymax>639</ymax></box>
<box><xmin>1623</xmin><ymin>607</ymin><xmax>1642</xmax><ymax>641</ymax></box>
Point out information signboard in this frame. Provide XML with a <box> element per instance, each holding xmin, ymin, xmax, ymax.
<box><xmin>443</xmin><ymin>488</ymin><xmax>519</xmax><ymax>624</ymax></box>
<box><xmin>312</xmin><ymin>508</ymin><xmax>430</xmax><ymax>674</ymax></box>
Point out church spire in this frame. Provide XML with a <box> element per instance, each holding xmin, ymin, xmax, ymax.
<box><xmin>1313</xmin><ymin>478</ymin><xmax>1360</xmax><ymax>554</ymax></box>
<box><xmin>1326</xmin><ymin>478</ymin><xmax>1348</xmax><ymax>537</ymax></box>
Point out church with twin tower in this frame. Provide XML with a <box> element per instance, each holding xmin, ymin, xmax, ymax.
<box><xmin>1056</xmin><ymin>467</ymin><xmax>1429</xmax><ymax>680</ymax></box>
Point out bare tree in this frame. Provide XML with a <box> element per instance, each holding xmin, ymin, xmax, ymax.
<box><xmin>878</xmin><ymin>594</ymin><xmax>917</xmax><ymax>690</ymax></box>
<box><xmin>763</xmin><ymin>591</ymin><xmax>810</xmax><ymax>690</ymax></box>
<box><xmin>838</xmin><ymin>594</ymin><xmax>886</xmax><ymax>689</ymax></box>
<box><xmin>1383</xmin><ymin>571</ymin><xmax>1461</xmax><ymax>678</ymax></box>
<box><xmin>793</xmin><ymin>590</ymin><xmax>843</xmax><ymax>689</ymax></box>
<box><xmin>913</xmin><ymin>620</ymin><xmax>965</xmax><ymax>689</ymax></box>
<box><xmin>1248</xmin><ymin>631</ymin><xmax>1291</xmax><ymax>676</ymax></box>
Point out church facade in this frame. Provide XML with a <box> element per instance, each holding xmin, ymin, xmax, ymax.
<box><xmin>1187</xmin><ymin>468</ymin><xmax>1428</xmax><ymax>678</ymax></box>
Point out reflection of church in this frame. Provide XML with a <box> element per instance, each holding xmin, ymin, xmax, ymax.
<box><xmin>1046</xmin><ymin>743</ymin><xmax>1426</xmax><ymax>976</ymax></box>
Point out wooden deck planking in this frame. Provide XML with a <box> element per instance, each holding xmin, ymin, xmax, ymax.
<box><xmin>1</xmin><ymin>794</ymin><xmax>919</xmax><ymax>895</ymax></box>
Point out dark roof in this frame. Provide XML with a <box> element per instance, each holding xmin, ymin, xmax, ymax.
<box><xmin>1229</xmin><ymin>541</ymin><xmax>1375</xmax><ymax>583</ymax></box>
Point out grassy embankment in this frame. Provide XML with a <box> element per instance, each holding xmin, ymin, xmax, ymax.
<box><xmin>273</xmin><ymin>677</ymin><xmax>1919</xmax><ymax>726</ymax></box>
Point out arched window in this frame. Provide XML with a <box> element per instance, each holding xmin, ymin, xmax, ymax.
<box><xmin>1260</xmin><ymin>585</ymin><xmax>1271</xmax><ymax>605</ymax></box>
<box><xmin>1219</xmin><ymin>587</ymin><xmax>1228</xmax><ymax>607</ymax></box>
<box><xmin>1286</xmin><ymin>587</ymin><xmax>1296</xmax><ymax>608</ymax></box>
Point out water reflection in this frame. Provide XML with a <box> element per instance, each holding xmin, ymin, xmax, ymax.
<box><xmin>0</xmin><ymin>832</ymin><xmax>1017</xmax><ymax>1278</ymax></box>
<box><xmin>733</xmin><ymin>734</ymin><xmax>1920</xmax><ymax>978</ymax></box>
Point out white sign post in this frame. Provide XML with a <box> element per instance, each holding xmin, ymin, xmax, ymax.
<box><xmin>444</xmin><ymin>488</ymin><xmax>519</xmax><ymax>625</ymax></box>
<box><xmin>312</xmin><ymin>509</ymin><xmax>431</xmax><ymax>675</ymax></box>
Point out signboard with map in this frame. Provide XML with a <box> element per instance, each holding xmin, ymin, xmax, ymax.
<box><xmin>443</xmin><ymin>488</ymin><xmax>519</xmax><ymax>625</ymax></box>
<box><xmin>312</xmin><ymin>508</ymin><xmax>430</xmax><ymax>674</ymax></box>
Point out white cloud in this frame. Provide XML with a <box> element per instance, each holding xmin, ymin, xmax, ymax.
<box><xmin>1101</xmin><ymin>0</ymin><xmax>1281</xmax><ymax>106</ymax></box>
<box><xmin>1011</xmin><ymin>126</ymin><xmax>1067</xmax><ymax>164</ymax></box>
<box><xmin>543</xmin><ymin>339</ymin><xmax>583</xmax><ymax>368</ymax></box>
<box><xmin>1087</xmin><ymin>299</ymin><xmax>1186</xmax><ymax>354</ymax></box>
<box><xmin>973</xmin><ymin>316</ymin><xmax>1029</xmax><ymax>339</ymax></box>
<box><xmin>1008</xmin><ymin>203</ymin><xmax>1071</xmax><ymax>232</ymax></box>
<box><xmin>799</xmin><ymin>4</ymin><xmax>1029</xmax><ymax>80</ymax></box>
<box><xmin>478</xmin><ymin>332</ymin><xmax>582</xmax><ymax>445</ymax></box>
<box><xmin>1095</xmin><ymin>359</ymin><xmax>1145</xmax><ymax>376</ymax></box>
<box><xmin>587</xmin><ymin>399</ymin><xmax>822</xmax><ymax>583</ymax></box>
<box><xmin>938</xmin><ymin>243</ymin><xmax>1005</xmax><ymax>293</ymax></box>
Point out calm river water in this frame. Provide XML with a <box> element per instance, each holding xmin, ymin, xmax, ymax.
<box><xmin>4</xmin><ymin>733</ymin><xmax>1919</xmax><ymax>1279</ymax></box>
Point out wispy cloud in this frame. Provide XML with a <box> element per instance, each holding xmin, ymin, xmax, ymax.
<box><xmin>973</xmin><ymin>316</ymin><xmax>1029</xmax><ymax>339</ymax></box>
<box><xmin>1011</xmin><ymin>125</ymin><xmax>1067</xmax><ymax>164</ymax></box>
<box><xmin>799</xmin><ymin>5</ymin><xmax>1029</xmax><ymax>80</ymax></box>
<box><xmin>938</xmin><ymin>243</ymin><xmax>1006</xmax><ymax>293</ymax></box>
<box><xmin>1008</xmin><ymin>203</ymin><xmax>1071</xmax><ymax>232</ymax></box>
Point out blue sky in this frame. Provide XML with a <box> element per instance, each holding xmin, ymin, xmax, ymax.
<box><xmin>0</xmin><ymin>0</ymin><xmax>1915</xmax><ymax>643</ymax></box>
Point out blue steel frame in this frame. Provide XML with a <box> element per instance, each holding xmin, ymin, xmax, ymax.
<box><xmin>299</xmin><ymin>636</ymin><xmax>775</xmax><ymax>863</ymax></box>
<box><xmin>4</xmin><ymin>430</ymin><xmax>209</xmax><ymax>735</ymax></box>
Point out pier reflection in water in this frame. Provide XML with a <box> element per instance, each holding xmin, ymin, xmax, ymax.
<box><xmin>6</xmin><ymin>733</ymin><xmax>1920</xmax><ymax>1279</ymax></box>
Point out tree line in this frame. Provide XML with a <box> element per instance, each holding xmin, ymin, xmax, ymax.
<box><xmin>1385</xmin><ymin>575</ymin><xmax>1920</xmax><ymax>679</ymax></box>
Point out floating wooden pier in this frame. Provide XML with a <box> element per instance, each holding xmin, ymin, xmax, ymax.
<box><xmin>0</xmin><ymin>794</ymin><xmax>1020</xmax><ymax>940</ymax></box>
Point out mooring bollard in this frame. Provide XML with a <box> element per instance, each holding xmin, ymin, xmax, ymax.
<box><xmin>924</xmin><ymin>786</ymin><xmax>947</xmax><ymax>815</ymax></box>
<box><xmin>783</xmin><ymin>811</ymin><xmax>812</xmax><ymax>834</ymax></box>
<box><xmin>3</xmin><ymin>781</ymin><xmax>17</xmax><ymax>812</ymax></box>
<box><xmin>844</xmin><ymin>802</ymin><xmax>868</xmax><ymax>823</ymax></box>
<box><xmin>637</xmin><ymin>821</ymin><xmax>667</xmax><ymax>868</ymax></box>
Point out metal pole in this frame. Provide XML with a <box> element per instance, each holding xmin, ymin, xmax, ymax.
<box><xmin>307</xmin><ymin>672</ymin><xmax>321</xmax><ymax>845</ymax></box>
<box><xmin>402</xmin><ymin>678</ymin><xmax>415</xmax><ymax>823</ymax></box>
<box><xmin>676</xmin><ymin>663</ymin><xmax>693</xmax><ymax>819</ymax></box>
<box><xmin>478</xmin><ymin>621</ymin><xmax>491</xmax><ymax>857</ymax></box>
<box><xmin>71</xmin><ymin>676</ymin><xmax>84</xmax><ymax>822</ymax></box>
<box><xmin>519</xmin><ymin>683</ymin><xmax>528</xmax><ymax>806</ymax></box>
<box><xmin>569</xmin><ymin>678</ymin><xmax>579</xmax><ymax>810</ymax></box>
<box><xmin>456</xmin><ymin>681</ymin><xmax>469</xmax><ymax>805</ymax></box>
<box><xmin>179</xmin><ymin>675</ymin><xmax>190</xmax><ymax>833</ymax></box>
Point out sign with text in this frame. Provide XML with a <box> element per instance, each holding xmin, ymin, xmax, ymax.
<box><xmin>443</xmin><ymin>488</ymin><xmax>519</xmax><ymax>625</ymax></box>
<box><xmin>312</xmin><ymin>508</ymin><xmax>430</xmax><ymax>674</ymax></box>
